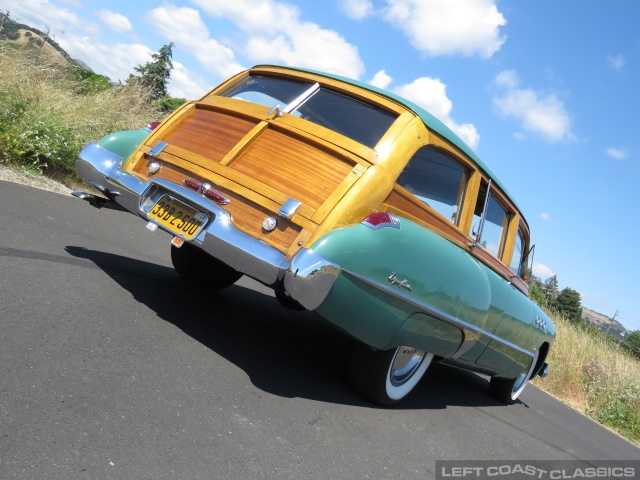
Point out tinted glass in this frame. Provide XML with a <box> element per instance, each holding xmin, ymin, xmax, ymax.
<box><xmin>397</xmin><ymin>147</ymin><xmax>468</xmax><ymax>224</ymax></box>
<box><xmin>219</xmin><ymin>74</ymin><xmax>398</xmax><ymax>148</ymax></box>
<box><xmin>219</xmin><ymin>75</ymin><xmax>311</xmax><ymax>111</ymax></box>
<box><xmin>510</xmin><ymin>228</ymin><xmax>525</xmax><ymax>274</ymax></box>
<box><xmin>473</xmin><ymin>181</ymin><xmax>510</xmax><ymax>257</ymax></box>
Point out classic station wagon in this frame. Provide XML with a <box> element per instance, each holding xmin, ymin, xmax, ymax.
<box><xmin>74</xmin><ymin>65</ymin><xmax>554</xmax><ymax>405</ymax></box>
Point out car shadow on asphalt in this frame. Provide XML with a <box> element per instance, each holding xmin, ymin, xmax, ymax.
<box><xmin>65</xmin><ymin>246</ymin><xmax>516</xmax><ymax>410</ymax></box>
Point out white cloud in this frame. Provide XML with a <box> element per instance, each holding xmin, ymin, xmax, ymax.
<box><xmin>96</xmin><ymin>9</ymin><xmax>132</xmax><ymax>34</ymax></box>
<box><xmin>2</xmin><ymin>0</ymin><xmax>81</xmax><ymax>31</ymax></box>
<box><xmin>383</xmin><ymin>0</ymin><xmax>506</xmax><ymax>58</ymax></box>
<box><xmin>607</xmin><ymin>54</ymin><xmax>625</xmax><ymax>71</ymax></box>
<box><xmin>341</xmin><ymin>0</ymin><xmax>374</xmax><ymax>20</ymax></box>
<box><xmin>369</xmin><ymin>70</ymin><xmax>392</xmax><ymax>89</ymax></box>
<box><xmin>57</xmin><ymin>34</ymin><xmax>152</xmax><ymax>83</ymax></box>
<box><xmin>147</xmin><ymin>6</ymin><xmax>244</xmax><ymax>81</ymax></box>
<box><xmin>167</xmin><ymin>61</ymin><xmax>213</xmax><ymax>100</ymax></box>
<box><xmin>605</xmin><ymin>147</ymin><xmax>628</xmax><ymax>160</ymax></box>
<box><xmin>540</xmin><ymin>212</ymin><xmax>550</xmax><ymax>221</ymax></box>
<box><xmin>393</xmin><ymin>76</ymin><xmax>480</xmax><ymax>149</ymax></box>
<box><xmin>495</xmin><ymin>70</ymin><xmax>519</xmax><ymax>89</ymax></box>
<box><xmin>493</xmin><ymin>70</ymin><xmax>573</xmax><ymax>143</ymax></box>
<box><xmin>190</xmin><ymin>0</ymin><xmax>365</xmax><ymax>79</ymax></box>
<box><xmin>532</xmin><ymin>261</ymin><xmax>555</xmax><ymax>279</ymax></box>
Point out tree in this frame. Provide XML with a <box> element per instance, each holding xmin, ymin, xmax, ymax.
<box><xmin>622</xmin><ymin>331</ymin><xmax>640</xmax><ymax>360</ymax></box>
<box><xmin>555</xmin><ymin>287</ymin><xmax>582</xmax><ymax>322</ymax></box>
<box><xmin>529</xmin><ymin>283</ymin><xmax>545</xmax><ymax>306</ymax></box>
<box><xmin>129</xmin><ymin>43</ymin><xmax>174</xmax><ymax>100</ymax></box>
<box><xmin>542</xmin><ymin>275</ymin><xmax>559</xmax><ymax>306</ymax></box>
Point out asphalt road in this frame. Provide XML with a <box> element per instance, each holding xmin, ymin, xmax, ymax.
<box><xmin>1</xmin><ymin>180</ymin><xmax>638</xmax><ymax>480</ymax></box>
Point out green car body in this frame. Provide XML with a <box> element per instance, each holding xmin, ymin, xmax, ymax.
<box><xmin>74</xmin><ymin>65</ymin><xmax>554</xmax><ymax>406</ymax></box>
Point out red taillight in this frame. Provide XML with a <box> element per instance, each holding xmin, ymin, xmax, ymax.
<box><xmin>143</xmin><ymin>121</ymin><xmax>161</xmax><ymax>132</ymax></box>
<box><xmin>362</xmin><ymin>212</ymin><xmax>401</xmax><ymax>230</ymax></box>
<box><xmin>203</xmin><ymin>187</ymin><xmax>229</xmax><ymax>204</ymax></box>
<box><xmin>183</xmin><ymin>178</ymin><xmax>229</xmax><ymax>204</ymax></box>
<box><xmin>184</xmin><ymin>178</ymin><xmax>201</xmax><ymax>191</ymax></box>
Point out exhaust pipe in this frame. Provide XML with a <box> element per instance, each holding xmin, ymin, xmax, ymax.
<box><xmin>72</xmin><ymin>190</ymin><xmax>127</xmax><ymax>211</ymax></box>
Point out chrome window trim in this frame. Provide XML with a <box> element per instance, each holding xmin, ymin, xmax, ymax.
<box><xmin>282</xmin><ymin>82</ymin><xmax>320</xmax><ymax>114</ymax></box>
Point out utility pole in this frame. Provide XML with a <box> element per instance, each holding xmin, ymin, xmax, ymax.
<box><xmin>605</xmin><ymin>309</ymin><xmax>619</xmax><ymax>335</ymax></box>
<box><xmin>0</xmin><ymin>10</ymin><xmax>10</xmax><ymax>33</ymax></box>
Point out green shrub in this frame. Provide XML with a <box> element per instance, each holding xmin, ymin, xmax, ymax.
<box><xmin>0</xmin><ymin>43</ymin><xmax>161</xmax><ymax>176</ymax></box>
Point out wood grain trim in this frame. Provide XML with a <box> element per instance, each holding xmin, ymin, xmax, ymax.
<box><xmin>137</xmin><ymin>143</ymin><xmax>318</xmax><ymax>224</ymax></box>
<box><xmin>140</xmin><ymin>103</ymin><xmax>196</xmax><ymax>150</ymax></box>
<box><xmin>270</xmin><ymin>114</ymin><xmax>378</xmax><ymax>165</ymax></box>
<box><xmin>131</xmin><ymin>157</ymin><xmax>312</xmax><ymax>253</ymax></box>
<box><xmin>385</xmin><ymin>186</ymin><xmax>469</xmax><ymax>245</ymax></box>
<box><xmin>198</xmin><ymin>94</ymin><xmax>382</xmax><ymax>166</ymax></box>
<box><xmin>310</xmin><ymin>164</ymin><xmax>366</xmax><ymax>223</ymax></box>
<box><xmin>159</xmin><ymin>107</ymin><xmax>259</xmax><ymax>163</ymax></box>
<box><xmin>219</xmin><ymin>121</ymin><xmax>269</xmax><ymax>167</ymax></box>
<box><xmin>232</xmin><ymin>128</ymin><xmax>355</xmax><ymax>211</ymax></box>
<box><xmin>458</xmin><ymin>170</ymin><xmax>481</xmax><ymax>235</ymax></box>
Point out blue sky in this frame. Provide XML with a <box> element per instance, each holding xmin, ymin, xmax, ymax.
<box><xmin>3</xmin><ymin>0</ymin><xmax>639</xmax><ymax>331</ymax></box>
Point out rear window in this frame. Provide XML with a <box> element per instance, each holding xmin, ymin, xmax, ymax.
<box><xmin>218</xmin><ymin>74</ymin><xmax>398</xmax><ymax>149</ymax></box>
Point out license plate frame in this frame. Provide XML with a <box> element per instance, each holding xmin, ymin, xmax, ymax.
<box><xmin>148</xmin><ymin>195</ymin><xmax>208</xmax><ymax>240</ymax></box>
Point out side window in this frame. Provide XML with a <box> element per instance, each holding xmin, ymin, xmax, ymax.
<box><xmin>510</xmin><ymin>228</ymin><xmax>525</xmax><ymax>275</ymax></box>
<box><xmin>397</xmin><ymin>147</ymin><xmax>469</xmax><ymax>225</ymax></box>
<box><xmin>472</xmin><ymin>180</ymin><xmax>510</xmax><ymax>257</ymax></box>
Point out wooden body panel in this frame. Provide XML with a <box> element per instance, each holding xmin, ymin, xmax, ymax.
<box><xmin>161</xmin><ymin>108</ymin><xmax>258</xmax><ymax>162</ymax></box>
<box><xmin>125</xmin><ymin>65</ymin><xmax>532</xmax><ymax>290</ymax></box>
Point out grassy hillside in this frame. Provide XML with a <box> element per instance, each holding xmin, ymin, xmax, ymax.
<box><xmin>0</xmin><ymin>42</ymin><xmax>160</xmax><ymax>178</ymax></box>
<box><xmin>534</xmin><ymin>311</ymin><xmax>640</xmax><ymax>444</ymax></box>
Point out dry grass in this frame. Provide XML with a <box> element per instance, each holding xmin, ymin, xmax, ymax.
<box><xmin>533</xmin><ymin>312</ymin><xmax>640</xmax><ymax>443</ymax></box>
<box><xmin>0</xmin><ymin>43</ymin><xmax>160</xmax><ymax>175</ymax></box>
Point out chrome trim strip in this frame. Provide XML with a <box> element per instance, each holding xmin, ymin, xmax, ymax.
<box><xmin>149</xmin><ymin>141</ymin><xmax>168</xmax><ymax>157</ymax></box>
<box><xmin>283</xmin><ymin>82</ymin><xmax>320</xmax><ymax>114</ymax></box>
<box><xmin>341</xmin><ymin>268</ymin><xmax>534</xmax><ymax>359</ymax></box>
<box><xmin>278</xmin><ymin>198</ymin><xmax>302</xmax><ymax>219</ymax></box>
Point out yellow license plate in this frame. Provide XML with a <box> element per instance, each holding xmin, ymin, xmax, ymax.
<box><xmin>148</xmin><ymin>195</ymin><xmax>207</xmax><ymax>240</ymax></box>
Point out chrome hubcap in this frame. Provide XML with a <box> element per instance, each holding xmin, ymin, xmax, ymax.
<box><xmin>390</xmin><ymin>347</ymin><xmax>426</xmax><ymax>386</ymax></box>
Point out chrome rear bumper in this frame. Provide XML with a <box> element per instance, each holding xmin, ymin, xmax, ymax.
<box><xmin>75</xmin><ymin>142</ymin><xmax>340</xmax><ymax>310</ymax></box>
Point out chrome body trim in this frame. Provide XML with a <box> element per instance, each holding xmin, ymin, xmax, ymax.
<box><xmin>76</xmin><ymin>142</ymin><xmax>340</xmax><ymax>309</ymax></box>
<box><xmin>341</xmin><ymin>268</ymin><xmax>535</xmax><ymax>359</ymax></box>
<box><xmin>278</xmin><ymin>198</ymin><xmax>302</xmax><ymax>219</ymax></box>
<box><xmin>149</xmin><ymin>141</ymin><xmax>168</xmax><ymax>157</ymax></box>
<box><xmin>283</xmin><ymin>82</ymin><xmax>320</xmax><ymax>114</ymax></box>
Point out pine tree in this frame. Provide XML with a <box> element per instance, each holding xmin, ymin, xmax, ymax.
<box><xmin>128</xmin><ymin>43</ymin><xmax>174</xmax><ymax>100</ymax></box>
<box><xmin>555</xmin><ymin>287</ymin><xmax>582</xmax><ymax>322</ymax></box>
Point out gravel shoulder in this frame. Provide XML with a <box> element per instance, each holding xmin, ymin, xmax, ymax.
<box><xmin>0</xmin><ymin>164</ymin><xmax>75</xmax><ymax>196</ymax></box>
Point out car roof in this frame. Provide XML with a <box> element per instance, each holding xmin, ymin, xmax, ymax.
<box><xmin>253</xmin><ymin>65</ymin><xmax>524</xmax><ymax>220</ymax></box>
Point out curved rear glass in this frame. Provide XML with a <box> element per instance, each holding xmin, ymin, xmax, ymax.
<box><xmin>218</xmin><ymin>74</ymin><xmax>398</xmax><ymax>149</ymax></box>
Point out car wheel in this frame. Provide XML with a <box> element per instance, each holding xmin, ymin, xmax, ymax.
<box><xmin>489</xmin><ymin>348</ymin><xmax>540</xmax><ymax>403</ymax></box>
<box><xmin>171</xmin><ymin>242</ymin><xmax>242</xmax><ymax>290</ymax></box>
<box><xmin>349</xmin><ymin>343</ymin><xmax>434</xmax><ymax>405</ymax></box>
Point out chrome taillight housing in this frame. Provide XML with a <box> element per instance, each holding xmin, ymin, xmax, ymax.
<box><xmin>362</xmin><ymin>212</ymin><xmax>401</xmax><ymax>230</ymax></box>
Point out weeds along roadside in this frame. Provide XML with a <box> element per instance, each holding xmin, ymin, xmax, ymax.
<box><xmin>0</xmin><ymin>43</ymin><xmax>160</xmax><ymax>179</ymax></box>
<box><xmin>2</xmin><ymin>40</ymin><xmax>639</xmax><ymax>447</ymax></box>
<box><xmin>533</xmin><ymin>311</ymin><xmax>640</xmax><ymax>444</ymax></box>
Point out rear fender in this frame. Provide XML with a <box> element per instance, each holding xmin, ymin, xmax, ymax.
<box><xmin>96</xmin><ymin>129</ymin><xmax>151</xmax><ymax>163</ymax></box>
